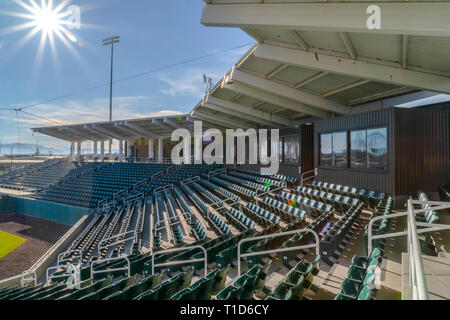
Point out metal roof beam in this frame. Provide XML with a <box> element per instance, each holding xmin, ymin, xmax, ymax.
<box><xmin>294</xmin><ymin>71</ymin><xmax>328</xmax><ymax>88</ymax></box>
<box><xmin>254</xmin><ymin>43</ymin><xmax>450</xmax><ymax>94</ymax></box>
<box><xmin>321</xmin><ymin>79</ymin><xmax>371</xmax><ymax>98</ymax></box>
<box><xmin>122</xmin><ymin>121</ymin><xmax>159</xmax><ymax>139</ymax></box>
<box><xmin>163</xmin><ymin>117</ymin><xmax>184</xmax><ymax>129</ymax></box>
<box><xmin>222</xmin><ymin>81</ymin><xmax>331</xmax><ymax>119</ymax></box>
<box><xmin>201</xmin><ymin>102</ymin><xmax>274</xmax><ymax>127</ymax></box>
<box><xmin>338</xmin><ymin>32</ymin><xmax>357</xmax><ymax>60</ymax></box>
<box><xmin>152</xmin><ymin>119</ymin><xmax>172</xmax><ymax>131</ymax></box>
<box><xmin>229</xmin><ymin>68</ymin><xmax>348</xmax><ymax>115</ymax></box>
<box><xmin>205</xmin><ymin>95</ymin><xmax>290</xmax><ymax>126</ymax></box>
<box><xmin>201</xmin><ymin>2</ymin><xmax>450</xmax><ymax>37</ymax></box>
<box><xmin>191</xmin><ymin>110</ymin><xmax>251</xmax><ymax>129</ymax></box>
<box><xmin>90</xmin><ymin>124</ymin><xmax>124</xmax><ymax>140</ymax></box>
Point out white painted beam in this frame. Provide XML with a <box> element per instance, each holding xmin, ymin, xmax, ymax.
<box><xmin>152</xmin><ymin>119</ymin><xmax>172</xmax><ymax>131</ymax></box>
<box><xmin>347</xmin><ymin>87</ymin><xmax>417</xmax><ymax>106</ymax></box>
<box><xmin>265</xmin><ymin>64</ymin><xmax>288</xmax><ymax>79</ymax></box>
<box><xmin>191</xmin><ymin>110</ymin><xmax>250</xmax><ymax>129</ymax></box>
<box><xmin>223</xmin><ymin>81</ymin><xmax>330</xmax><ymax>118</ymax></box>
<box><xmin>91</xmin><ymin>124</ymin><xmax>124</xmax><ymax>141</ymax></box>
<box><xmin>205</xmin><ymin>95</ymin><xmax>290</xmax><ymax>126</ymax></box>
<box><xmin>186</xmin><ymin>116</ymin><xmax>227</xmax><ymax>131</ymax></box>
<box><xmin>338</xmin><ymin>32</ymin><xmax>357</xmax><ymax>60</ymax></box>
<box><xmin>123</xmin><ymin>121</ymin><xmax>159</xmax><ymax>139</ymax></box>
<box><xmin>201</xmin><ymin>3</ymin><xmax>450</xmax><ymax>37</ymax></box>
<box><xmin>289</xmin><ymin>31</ymin><xmax>309</xmax><ymax>51</ymax></box>
<box><xmin>254</xmin><ymin>43</ymin><xmax>450</xmax><ymax>94</ymax></box>
<box><xmin>321</xmin><ymin>79</ymin><xmax>371</xmax><ymax>98</ymax></box>
<box><xmin>229</xmin><ymin>68</ymin><xmax>349</xmax><ymax>114</ymax></box>
<box><xmin>295</xmin><ymin>72</ymin><xmax>328</xmax><ymax>88</ymax></box>
<box><xmin>57</xmin><ymin>127</ymin><xmax>84</xmax><ymax>141</ymax></box>
<box><xmin>163</xmin><ymin>117</ymin><xmax>183</xmax><ymax>129</ymax></box>
<box><xmin>201</xmin><ymin>102</ymin><xmax>274</xmax><ymax>127</ymax></box>
<box><xmin>402</xmin><ymin>35</ymin><xmax>409</xmax><ymax>69</ymax></box>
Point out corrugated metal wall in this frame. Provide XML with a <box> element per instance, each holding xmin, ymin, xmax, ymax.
<box><xmin>395</xmin><ymin>108</ymin><xmax>450</xmax><ymax>195</ymax></box>
<box><xmin>301</xmin><ymin>124</ymin><xmax>314</xmax><ymax>173</ymax></box>
<box><xmin>314</xmin><ymin>107</ymin><xmax>450</xmax><ymax>197</ymax></box>
<box><xmin>314</xmin><ymin>108</ymin><xmax>396</xmax><ymax>194</ymax></box>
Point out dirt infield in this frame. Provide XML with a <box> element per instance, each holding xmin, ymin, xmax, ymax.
<box><xmin>0</xmin><ymin>213</ymin><xmax>71</xmax><ymax>280</ymax></box>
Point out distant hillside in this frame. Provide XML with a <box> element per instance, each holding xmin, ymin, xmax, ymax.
<box><xmin>0</xmin><ymin>143</ymin><xmax>67</xmax><ymax>156</ymax></box>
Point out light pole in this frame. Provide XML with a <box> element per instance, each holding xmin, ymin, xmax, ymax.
<box><xmin>102</xmin><ymin>36</ymin><xmax>120</xmax><ymax>122</ymax></box>
<box><xmin>103</xmin><ymin>36</ymin><xmax>120</xmax><ymax>158</ymax></box>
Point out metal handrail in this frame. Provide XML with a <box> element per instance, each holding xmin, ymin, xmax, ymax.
<box><xmin>151</xmin><ymin>245</ymin><xmax>207</xmax><ymax>278</ymax></box>
<box><xmin>20</xmin><ymin>270</ymin><xmax>37</xmax><ymax>287</ymax></box>
<box><xmin>255</xmin><ymin>185</ymin><xmax>286</xmax><ymax>207</ymax></box>
<box><xmin>237</xmin><ymin>228</ymin><xmax>320</xmax><ymax>276</ymax></box>
<box><xmin>153</xmin><ymin>215</ymin><xmax>193</xmax><ymax>232</ymax></box>
<box><xmin>46</xmin><ymin>264</ymin><xmax>79</xmax><ymax>284</ymax></box>
<box><xmin>97</xmin><ymin>230</ymin><xmax>137</xmax><ymax>255</ymax></box>
<box><xmin>91</xmin><ymin>256</ymin><xmax>130</xmax><ymax>280</ymax></box>
<box><xmin>407</xmin><ymin>199</ymin><xmax>428</xmax><ymax>300</ymax></box>
<box><xmin>208</xmin><ymin>168</ymin><xmax>227</xmax><ymax>180</ymax></box>
<box><xmin>367</xmin><ymin>202</ymin><xmax>450</xmax><ymax>253</ymax></box>
<box><xmin>57</xmin><ymin>249</ymin><xmax>83</xmax><ymax>265</ymax></box>
<box><xmin>300</xmin><ymin>168</ymin><xmax>318</xmax><ymax>187</ymax></box>
<box><xmin>367</xmin><ymin>199</ymin><xmax>450</xmax><ymax>300</ymax></box>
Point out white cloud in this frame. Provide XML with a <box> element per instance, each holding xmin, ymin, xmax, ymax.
<box><xmin>158</xmin><ymin>68</ymin><xmax>223</xmax><ymax>98</ymax></box>
<box><xmin>0</xmin><ymin>95</ymin><xmax>185</xmax><ymax>151</ymax></box>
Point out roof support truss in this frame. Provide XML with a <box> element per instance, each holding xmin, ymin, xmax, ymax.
<box><xmin>229</xmin><ymin>68</ymin><xmax>349</xmax><ymax>115</ymax></box>
<box><xmin>201</xmin><ymin>2</ymin><xmax>450</xmax><ymax>37</ymax></box>
<box><xmin>254</xmin><ymin>43</ymin><xmax>450</xmax><ymax>94</ymax></box>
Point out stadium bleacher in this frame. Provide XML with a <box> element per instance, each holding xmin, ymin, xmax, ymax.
<box><xmin>0</xmin><ymin>161</ymin><xmax>448</xmax><ymax>301</ymax></box>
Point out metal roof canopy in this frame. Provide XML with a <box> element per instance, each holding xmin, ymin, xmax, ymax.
<box><xmin>198</xmin><ymin>0</ymin><xmax>450</xmax><ymax>121</ymax></box>
<box><xmin>32</xmin><ymin>114</ymin><xmax>192</xmax><ymax>142</ymax></box>
<box><xmin>33</xmin><ymin>1</ymin><xmax>450</xmax><ymax>142</ymax></box>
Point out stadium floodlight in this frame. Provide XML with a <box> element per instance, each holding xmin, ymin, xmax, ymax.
<box><xmin>102</xmin><ymin>36</ymin><xmax>120</xmax><ymax>122</ymax></box>
<box><xmin>203</xmin><ymin>74</ymin><xmax>213</xmax><ymax>94</ymax></box>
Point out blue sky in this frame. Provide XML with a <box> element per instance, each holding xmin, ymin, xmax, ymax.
<box><xmin>0</xmin><ymin>0</ymin><xmax>253</xmax><ymax>152</ymax></box>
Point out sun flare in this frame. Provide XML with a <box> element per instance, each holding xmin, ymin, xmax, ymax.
<box><xmin>32</xmin><ymin>5</ymin><xmax>63</xmax><ymax>34</ymax></box>
<box><xmin>3</xmin><ymin>0</ymin><xmax>87</xmax><ymax>69</ymax></box>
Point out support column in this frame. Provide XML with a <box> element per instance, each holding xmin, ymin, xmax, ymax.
<box><xmin>127</xmin><ymin>140</ymin><xmax>132</xmax><ymax>158</ymax></box>
<box><xmin>149</xmin><ymin>139</ymin><xmax>154</xmax><ymax>160</ymax></box>
<box><xmin>77</xmin><ymin>141</ymin><xmax>82</xmax><ymax>156</ymax></box>
<box><xmin>158</xmin><ymin>138</ymin><xmax>163</xmax><ymax>163</ymax></box>
<box><xmin>119</xmin><ymin>140</ymin><xmax>123</xmax><ymax>160</ymax></box>
<box><xmin>109</xmin><ymin>139</ymin><xmax>113</xmax><ymax>155</ymax></box>
<box><xmin>70</xmin><ymin>142</ymin><xmax>75</xmax><ymax>157</ymax></box>
<box><xmin>101</xmin><ymin>141</ymin><xmax>105</xmax><ymax>157</ymax></box>
<box><xmin>93</xmin><ymin>141</ymin><xmax>98</xmax><ymax>155</ymax></box>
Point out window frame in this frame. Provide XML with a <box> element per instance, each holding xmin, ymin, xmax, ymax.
<box><xmin>319</xmin><ymin>126</ymin><xmax>389</xmax><ymax>172</ymax></box>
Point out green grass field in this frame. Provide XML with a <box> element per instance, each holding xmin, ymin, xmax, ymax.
<box><xmin>0</xmin><ymin>230</ymin><xmax>26</xmax><ymax>259</ymax></box>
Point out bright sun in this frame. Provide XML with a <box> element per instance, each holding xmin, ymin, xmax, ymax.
<box><xmin>5</xmin><ymin>0</ymin><xmax>85</xmax><ymax>67</ymax></box>
<box><xmin>32</xmin><ymin>5</ymin><xmax>62</xmax><ymax>33</ymax></box>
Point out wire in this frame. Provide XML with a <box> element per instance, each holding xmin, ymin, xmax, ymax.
<box><xmin>14</xmin><ymin>42</ymin><xmax>254</xmax><ymax>111</ymax></box>
<box><xmin>19</xmin><ymin>109</ymin><xmax>65</xmax><ymax>125</ymax></box>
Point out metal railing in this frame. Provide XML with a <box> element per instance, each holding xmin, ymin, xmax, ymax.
<box><xmin>91</xmin><ymin>256</ymin><xmax>130</xmax><ymax>280</ymax></box>
<box><xmin>207</xmin><ymin>168</ymin><xmax>227</xmax><ymax>180</ymax></box>
<box><xmin>57</xmin><ymin>249</ymin><xmax>83</xmax><ymax>265</ymax></box>
<box><xmin>97</xmin><ymin>230</ymin><xmax>137</xmax><ymax>255</ymax></box>
<box><xmin>255</xmin><ymin>185</ymin><xmax>286</xmax><ymax>207</ymax></box>
<box><xmin>46</xmin><ymin>264</ymin><xmax>79</xmax><ymax>284</ymax></box>
<box><xmin>20</xmin><ymin>270</ymin><xmax>37</xmax><ymax>287</ymax></box>
<box><xmin>367</xmin><ymin>199</ymin><xmax>450</xmax><ymax>300</ymax></box>
<box><xmin>151</xmin><ymin>245</ymin><xmax>207</xmax><ymax>278</ymax></box>
<box><xmin>300</xmin><ymin>168</ymin><xmax>318</xmax><ymax>187</ymax></box>
<box><xmin>237</xmin><ymin>228</ymin><xmax>320</xmax><ymax>276</ymax></box>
